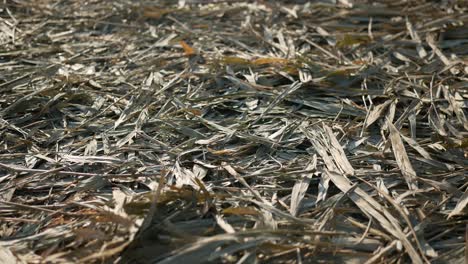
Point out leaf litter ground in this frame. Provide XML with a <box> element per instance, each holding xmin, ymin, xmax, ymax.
<box><xmin>0</xmin><ymin>0</ymin><xmax>467</xmax><ymax>263</ymax></box>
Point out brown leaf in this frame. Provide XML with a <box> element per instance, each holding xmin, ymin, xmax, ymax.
<box><xmin>223</xmin><ymin>207</ymin><xmax>260</xmax><ymax>216</ymax></box>
<box><xmin>180</xmin><ymin>40</ymin><xmax>196</xmax><ymax>56</ymax></box>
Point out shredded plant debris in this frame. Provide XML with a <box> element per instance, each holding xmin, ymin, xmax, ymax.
<box><xmin>0</xmin><ymin>0</ymin><xmax>467</xmax><ymax>263</ymax></box>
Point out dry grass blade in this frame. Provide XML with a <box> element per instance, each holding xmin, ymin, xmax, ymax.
<box><xmin>290</xmin><ymin>158</ymin><xmax>316</xmax><ymax>216</ymax></box>
<box><xmin>364</xmin><ymin>100</ymin><xmax>393</xmax><ymax>129</ymax></box>
<box><xmin>326</xmin><ymin>170</ymin><xmax>423</xmax><ymax>264</ymax></box>
<box><xmin>387</xmin><ymin>121</ymin><xmax>418</xmax><ymax>190</ymax></box>
<box><xmin>323</xmin><ymin>125</ymin><xmax>354</xmax><ymax>176</ymax></box>
<box><xmin>448</xmin><ymin>187</ymin><xmax>468</xmax><ymax>219</ymax></box>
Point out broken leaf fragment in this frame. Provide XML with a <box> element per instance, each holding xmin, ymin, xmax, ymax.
<box><xmin>337</xmin><ymin>34</ymin><xmax>371</xmax><ymax>48</ymax></box>
<box><xmin>223</xmin><ymin>207</ymin><xmax>260</xmax><ymax>216</ymax></box>
<box><xmin>180</xmin><ymin>40</ymin><xmax>196</xmax><ymax>56</ymax></box>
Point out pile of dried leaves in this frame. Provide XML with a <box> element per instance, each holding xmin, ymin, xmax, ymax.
<box><xmin>0</xmin><ymin>0</ymin><xmax>467</xmax><ymax>263</ymax></box>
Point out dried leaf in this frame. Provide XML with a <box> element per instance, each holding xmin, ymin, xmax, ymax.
<box><xmin>448</xmin><ymin>188</ymin><xmax>468</xmax><ymax>218</ymax></box>
<box><xmin>180</xmin><ymin>40</ymin><xmax>196</xmax><ymax>56</ymax></box>
<box><xmin>222</xmin><ymin>207</ymin><xmax>260</xmax><ymax>216</ymax></box>
<box><xmin>387</xmin><ymin>121</ymin><xmax>418</xmax><ymax>190</ymax></box>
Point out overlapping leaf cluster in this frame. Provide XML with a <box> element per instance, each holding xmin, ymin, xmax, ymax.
<box><xmin>0</xmin><ymin>0</ymin><xmax>467</xmax><ymax>263</ymax></box>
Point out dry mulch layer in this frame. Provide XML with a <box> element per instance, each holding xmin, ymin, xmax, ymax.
<box><xmin>0</xmin><ymin>0</ymin><xmax>467</xmax><ymax>263</ymax></box>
